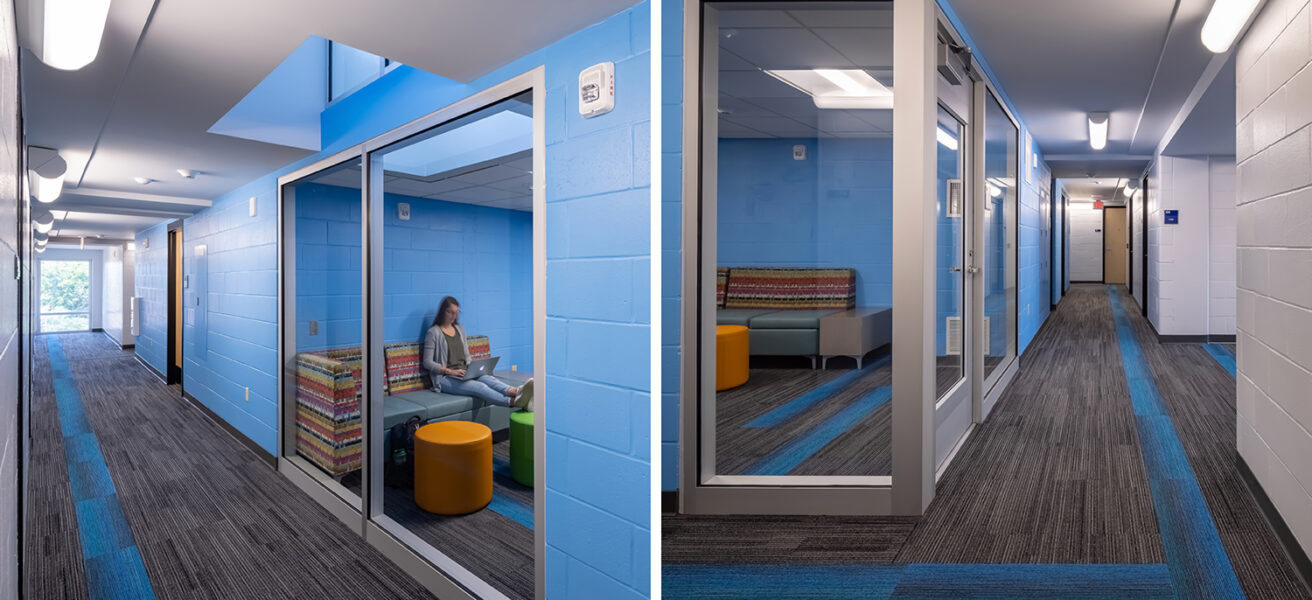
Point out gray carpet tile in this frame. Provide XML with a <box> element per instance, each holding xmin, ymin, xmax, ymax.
<box><xmin>24</xmin><ymin>332</ymin><xmax>436</xmax><ymax>600</ymax></box>
<box><xmin>341</xmin><ymin>440</ymin><xmax>535</xmax><ymax>600</ymax></box>
<box><xmin>664</xmin><ymin>285</ymin><xmax>1312</xmax><ymax>600</ymax></box>
<box><xmin>1120</xmin><ymin>286</ymin><xmax>1311</xmax><ymax>599</ymax></box>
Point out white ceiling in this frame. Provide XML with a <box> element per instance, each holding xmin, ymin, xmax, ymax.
<box><xmin>310</xmin><ymin>151</ymin><xmax>533</xmax><ymax>212</ymax></box>
<box><xmin>943</xmin><ymin>0</ymin><xmax>1225</xmax><ymax>179</ymax></box>
<box><xmin>1163</xmin><ymin>55</ymin><xmax>1237</xmax><ymax>156</ymax></box>
<box><xmin>1060</xmin><ymin>178</ymin><xmax>1134</xmax><ymax>203</ymax></box>
<box><xmin>18</xmin><ymin>0</ymin><xmax>638</xmax><ymax>236</ymax></box>
<box><xmin>715</xmin><ymin>7</ymin><xmax>894</xmax><ymax>138</ymax></box>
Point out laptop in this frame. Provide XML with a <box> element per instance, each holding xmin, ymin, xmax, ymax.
<box><xmin>454</xmin><ymin>356</ymin><xmax>500</xmax><ymax>380</ymax></box>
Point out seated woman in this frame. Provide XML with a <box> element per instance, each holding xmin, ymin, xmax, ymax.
<box><xmin>423</xmin><ymin>296</ymin><xmax>533</xmax><ymax>411</ymax></box>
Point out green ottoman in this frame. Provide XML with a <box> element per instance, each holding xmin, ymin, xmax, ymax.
<box><xmin>509</xmin><ymin>410</ymin><xmax>534</xmax><ymax>487</ymax></box>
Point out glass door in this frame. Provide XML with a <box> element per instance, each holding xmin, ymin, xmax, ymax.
<box><xmin>933</xmin><ymin>101</ymin><xmax>972</xmax><ymax>471</ymax></box>
<box><xmin>684</xmin><ymin>0</ymin><xmax>900</xmax><ymax>514</ymax></box>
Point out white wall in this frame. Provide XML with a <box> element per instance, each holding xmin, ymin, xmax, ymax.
<box><xmin>1146</xmin><ymin>155</ymin><xmax>1235</xmax><ymax>336</ymax></box>
<box><xmin>1069</xmin><ymin>202</ymin><xmax>1103</xmax><ymax>281</ymax></box>
<box><xmin>1235</xmin><ymin>0</ymin><xmax>1312</xmax><ymax>564</ymax></box>
<box><xmin>1132</xmin><ymin>189</ymin><xmax>1145</xmax><ymax>311</ymax></box>
<box><xmin>37</xmin><ymin>248</ymin><xmax>104</xmax><ymax>332</ymax></box>
<box><xmin>102</xmin><ymin>243</ymin><xmax>135</xmax><ymax>346</ymax></box>
<box><xmin>1210</xmin><ymin>159</ymin><xmax>1237</xmax><ymax>336</ymax></box>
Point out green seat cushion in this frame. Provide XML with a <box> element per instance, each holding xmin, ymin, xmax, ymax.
<box><xmin>509</xmin><ymin>410</ymin><xmax>534</xmax><ymax>487</ymax></box>
<box><xmin>747</xmin><ymin>309</ymin><xmax>837</xmax><ymax>329</ymax></box>
<box><xmin>717</xmin><ymin>309</ymin><xmax>774</xmax><ymax>327</ymax></box>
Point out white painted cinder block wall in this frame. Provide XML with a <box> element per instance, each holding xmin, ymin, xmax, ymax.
<box><xmin>1235</xmin><ymin>0</ymin><xmax>1312</xmax><ymax>562</ymax></box>
<box><xmin>1069</xmin><ymin>202</ymin><xmax>1103</xmax><ymax>281</ymax></box>
<box><xmin>1146</xmin><ymin>155</ymin><xmax>1236</xmax><ymax>336</ymax></box>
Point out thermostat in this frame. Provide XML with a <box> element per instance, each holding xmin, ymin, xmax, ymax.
<box><xmin>579</xmin><ymin>62</ymin><xmax>615</xmax><ymax>118</ymax></box>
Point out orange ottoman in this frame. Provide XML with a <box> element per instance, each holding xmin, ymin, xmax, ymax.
<box><xmin>716</xmin><ymin>325</ymin><xmax>749</xmax><ymax>391</ymax></box>
<box><xmin>414</xmin><ymin>421</ymin><xmax>492</xmax><ymax>514</ymax></box>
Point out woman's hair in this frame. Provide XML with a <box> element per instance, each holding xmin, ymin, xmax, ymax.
<box><xmin>433</xmin><ymin>296</ymin><xmax>460</xmax><ymax>327</ymax></box>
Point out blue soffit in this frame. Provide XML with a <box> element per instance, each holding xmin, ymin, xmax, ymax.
<box><xmin>208</xmin><ymin>36</ymin><xmax>330</xmax><ymax>151</ymax></box>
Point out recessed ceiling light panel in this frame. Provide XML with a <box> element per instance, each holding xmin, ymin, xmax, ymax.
<box><xmin>765</xmin><ymin>69</ymin><xmax>893</xmax><ymax>110</ymax></box>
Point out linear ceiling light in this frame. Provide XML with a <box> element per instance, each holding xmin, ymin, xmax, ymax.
<box><xmin>1201</xmin><ymin>0</ymin><xmax>1261</xmax><ymax>53</ymax></box>
<box><xmin>39</xmin><ymin>0</ymin><xmax>113</xmax><ymax>70</ymax></box>
<box><xmin>765</xmin><ymin>69</ymin><xmax>894</xmax><ymax>110</ymax></box>
<box><xmin>28</xmin><ymin>146</ymin><xmax>66</xmax><ymax>203</ymax></box>
<box><xmin>937</xmin><ymin>127</ymin><xmax>959</xmax><ymax>150</ymax></box>
<box><xmin>1088</xmin><ymin>112</ymin><xmax>1109</xmax><ymax>151</ymax></box>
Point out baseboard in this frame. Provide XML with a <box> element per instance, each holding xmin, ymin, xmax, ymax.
<box><xmin>1237</xmin><ymin>453</ymin><xmax>1312</xmax><ymax>596</ymax></box>
<box><xmin>133</xmin><ymin>355</ymin><xmax>167</xmax><ymax>384</ymax></box>
<box><xmin>1156</xmin><ymin>334</ymin><xmax>1236</xmax><ymax>344</ymax></box>
<box><xmin>662</xmin><ymin>490</ymin><xmax>678</xmax><ymax>514</ymax></box>
<box><xmin>180</xmin><ymin>391</ymin><xmax>278</xmax><ymax>469</ymax></box>
<box><xmin>121</xmin><ymin>344</ymin><xmax>135</xmax><ymax>350</ymax></box>
<box><xmin>1158</xmin><ymin>334</ymin><xmax>1209</xmax><ymax>343</ymax></box>
<box><xmin>91</xmin><ymin>327</ymin><xmax>103</xmax><ymax>332</ymax></box>
<box><xmin>1070</xmin><ymin>280</ymin><xmax>1103</xmax><ymax>284</ymax></box>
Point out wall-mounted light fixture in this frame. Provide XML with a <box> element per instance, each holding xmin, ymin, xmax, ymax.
<box><xmin>33</xmin><ymin>210</ymin><xmax>54</xmax><ymax>234</ymax></box>
<box><xmin>28</xmin><ymin>146</ymin><xmax>66</xmax><ymax>203</ymax></box>
<box><xmin>1202</xmin><ymin>0</ymin><xmax>1261</xmax><ymax>53</ymax></box>
<box><xmin>1088</xmin><ymin>112</ymin><xmax>1109</xmax><ymax>151</ymax></box>
<box><xmin>31</xmin><ymin>0</ymin><xmax>113</xmax><ymax>70</ymax></box>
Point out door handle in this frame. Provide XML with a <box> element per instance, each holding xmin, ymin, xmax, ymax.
<box><xmin>950</xmin><ymin>266</ymin><xmax>962</xmax><ymax>272</ymax></box>
<box><xmin>967</xmin><ymin>266</ymin><xmax>979</xmax><ymax>274</ymax></box>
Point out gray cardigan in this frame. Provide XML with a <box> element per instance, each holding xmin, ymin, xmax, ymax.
<box><xmin>422</xmin><ymin>323</ymin><xmax>471</xmax><ymax>392</ymax></box>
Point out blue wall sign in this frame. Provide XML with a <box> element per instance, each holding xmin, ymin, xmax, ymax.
<box><xmin>1164</xmin><ymin>209</ymin><xmax>1179</xmax><ymax>224</ymax></box>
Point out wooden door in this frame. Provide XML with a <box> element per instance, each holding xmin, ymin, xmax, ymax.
<box><xmin>1104</xmin><ymin>207</ymin><xmax>1127</xmax><ymax>284</ymax></box>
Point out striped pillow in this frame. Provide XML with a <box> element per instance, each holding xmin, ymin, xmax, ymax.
<box><xmin>383</xmin><ymin>342</ymin><xmax>424</xmax><ymax>395</ymax></box>
<box><xmin>467</xmin><ymin>335</ymin><xmax>491</xmax><ymax>360</ymax></box>
<box><xmin>723</xmin><ymin>267</ymin><xmax>856</xmax><ymax>310</ymax></box>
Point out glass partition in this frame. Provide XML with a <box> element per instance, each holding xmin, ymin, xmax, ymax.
<box><xmin>369</xmin><ymin>91</ymin><xmax>536</xmax><ymax>600</ymax></box>
<box><xmin>283</xmin><ymin>156</ymin><xmax>365</xmax><ymax>506</ymax></box>
<box><xmin>936</xmin><ymin>106</ymin><xmax>966</xmax><ymax>400</ymax></box>
<box><xmin>982</xmin><ymin>91</ymin><xmax>1017</xmax><ymax>383</ymax></box>
<box><xmin>706</xmin><ymin>2</ymin><xmax>895</xmax><ymax>480</ymax></box>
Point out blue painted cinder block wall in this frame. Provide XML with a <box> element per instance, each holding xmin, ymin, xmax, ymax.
<box><xmin>293</xmin><ymin>182</ymin><xmax>533</xmax><ymax>372</ymax></box>
<box><xmin>134</xmin><ymin>4</ymin><xmax>651</xmax><ymax>598</ymax></box>
<box><xmin>659</xmin><ymin>0</ymin><xmax>683</xmax><ymax>493</ymax></box>
<box><xmin>133</xmin><ymin>222</ymin><xmax>170</xmax><ymax>376</ymax></box>
<box><xmin>717</xmin><ymin>138</ymin><xmax>893</xmax><ymax>307</ymax></box>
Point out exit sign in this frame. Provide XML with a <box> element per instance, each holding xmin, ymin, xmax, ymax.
<box><xmin>1094</xmin><ymin>201</ymin><xmax>1104</xmax><ymax>209</ymax></box>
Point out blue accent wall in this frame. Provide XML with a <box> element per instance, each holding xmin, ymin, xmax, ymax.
<box><xmin>1018</xmin><ymin>140</ymin><xmax>1051</xmax><ymax>355</ymax></box>
<box><xmin>133</xmin><ymin>222</ymin><xmax>170</xmax><ymax>376</ymax></box>
<box><xmin>717</xmin><ymin>138</ymin><xmax>893</xmax><ymax>307</ymax></box>
<box><xmin>135</xmin><ymin>4</ymin><xmax>651</xmax><ymax>598</ymax></box>
<box><xmin>293</xmin><ymin>182</ymin><xmax>533</xmax><ymax>371</ymax></box>
<box><xmin>659</xmin><ymin>0</ymin><xmax>683</xmax><ymax>493</ymax></box>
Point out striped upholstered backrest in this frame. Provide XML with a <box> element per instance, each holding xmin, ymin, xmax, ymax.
<box><xmin>383</xmin><ymin>342</ymin><xmax>425</xmax><ymax>395</ymax></box>
<box><xmin>309</xmin><ymin>347</ymin><xmax>362</xmax><ymax>396</ymax></box>
<box><xmin>716</xmin><ymin>268</ymin><xmax>730</xmax><ymax>309</ymax></box>
<box><xmin>466</xmin><ymin>335</ymin><xmax>491</xmax><ymax>360</ymax></box>
<box><xmin>723</xmin><ymin>267</ymin><xmax>856</xmax><ymax>310</ymax></box>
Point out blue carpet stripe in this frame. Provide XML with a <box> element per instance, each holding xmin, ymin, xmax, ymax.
<box><xmin>661</xmin><ymin>563</ymin><xmax>1174</xmax><ymax>599</ymax></box>
<box><xmin>744</xmin><ymin>356</ymin><xmax>889</xmax><ymax>428</ymax></box>
<box><xmin>47</xmin><ymin>337</ymin><xmax>158</xmax><ymax>600</ymax></box>
<box><xmin>1204</xmin><ymin>344</ymin><xmax>1237</xmax><ymax>378</ymax></box>
<box><xmin>490</xmin><ymin>455</ymin><xmax>533</xmax><ymax>529</ymax></box>
<box><xmin>1107</xmin><ymin>288</ymin><xmax>1244</xmax><ymax>599</ymax></box>
<box><xmin>745</xmin><ymin>386</ymin><xmax>891</xmax><ymax>475</ymax></box>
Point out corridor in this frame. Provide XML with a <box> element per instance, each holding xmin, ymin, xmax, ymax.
<box><xmin>24</xmin><ymin>332</ymin><xmax>433</xmax><ymax>599</ymax></box>
<box><xmin>663</xmin><ymin>285</ymin><xmax>1309</xmax><ymax>598</ymax></box>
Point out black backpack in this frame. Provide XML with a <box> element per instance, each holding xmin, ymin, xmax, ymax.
<box><xmin>385</xmin><ymin>416</ymin><xmax>423</xmax><ymax>489</ymax></box>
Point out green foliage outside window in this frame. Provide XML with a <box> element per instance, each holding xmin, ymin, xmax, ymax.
<box><xmin>40</xmin><ymin>260</ymin><xmax>90</xmax><ymax>332</ymax></box>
